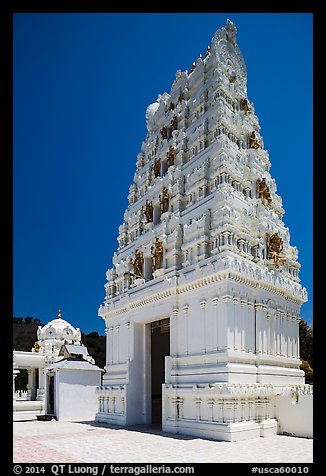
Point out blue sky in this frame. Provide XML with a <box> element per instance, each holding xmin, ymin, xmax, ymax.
<box><xmin>13</xmin><ymin>13</ymin><xmax>313</xmax><ymax>334</ymax></box>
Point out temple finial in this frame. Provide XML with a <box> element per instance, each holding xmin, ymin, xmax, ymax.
<box><xmin>57</xmin><ymin>309</ymin><xmax>62</xmax><ymax>319</ymax></box>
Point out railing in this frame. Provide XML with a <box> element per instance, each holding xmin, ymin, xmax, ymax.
<box><xmin>14</xmin><ymin>390</ymin><xmax>31</xmax><ymax>400</ymax></box>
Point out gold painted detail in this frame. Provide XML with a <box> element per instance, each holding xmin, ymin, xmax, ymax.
<box><xmin>240</xmin><ymin>98</ymin><xmax>251</xmax><ymax>115</ymax></box>
<box><xmin>167</xmin><ymin>145</ymin><xmax>175</xmax><ymax>167</ymax></box>
<box><xmin>143</xmin><ymin>200</ymin><xmax>153</xmax><ymax>223</ymax></box>
<box><xmin>132</xmin><ymin>249</ymin><xmax>144</xmax><ymax>277</ymax></box>
<box><xmin>248</xmin><ymin>131</ymin><xmax>261</xmax><ymax>149</ymax></box>
<box><xmin>152</xmin><ymin>157</ymin><xmax>161</xmax><ymax>178</ymax></box>
<box><xmin>266</xmin><ymin>232</ymin><xmax>286</xmax><ymax>268</ymax></box>
<box><xmin>160</xmin><ymin>187</ymin><xmax>169</xmax><ymax>214</ymax></box>
<box><xmin>257</xmin><ymin>178</ymin><xmax>272</xmax><ymax>206</ymax></box>
<box><xmin>151</xmin><ymin>237</ymin><xmax>164</xmax><ymax>271</ymax></box>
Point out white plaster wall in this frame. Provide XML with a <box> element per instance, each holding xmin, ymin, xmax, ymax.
<box><xmin>275</xmin><ymin>393</ymin><xmax>313</xmax><ymax>438</ymax></box>
<box><xmin>56</xmin><ymin>370</ymin><xmax>101</xmax><ymax>421</ymax></box>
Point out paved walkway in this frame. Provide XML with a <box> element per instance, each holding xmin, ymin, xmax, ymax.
<box><xmin>13</xmin><ymin>420</ymin><xmax>313</xmax><ymax>464</ymax></box>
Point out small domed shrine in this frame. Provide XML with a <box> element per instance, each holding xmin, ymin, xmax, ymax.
<box><xmin>35</xmin><ymin>309</ymin><xmax>81</xmax><ymax>356</ymax></box>
<box><xmin>13</xmin><ymin>310</ymin><xmax>94</xmax><ymax>421</ymax></box>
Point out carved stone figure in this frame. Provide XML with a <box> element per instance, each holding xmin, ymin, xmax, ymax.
<box><xmin>257</xmin><ymin>178</ymin><xmax>272</xmax><ymax>205</ymax></box>
<box><xmin>240</xmin><ymin>98</ymin><xmax>250</xmax><ymax>115</ymax></box>
<box><xmin>229</xmin><ymin>74</ymin><xmax>236</xmax><ymax>83</ymax></box>
<box><xmin>248</xmin><ymin>131</ymin><xmax>261</xmax><ymax>149</ymax></box>
<box><xmin>266</xmin><ymin>232</ymin><xmax>286</xmax><ymax>268</ymax></box>
<box><xmin>143</xmin><ymin>200</ymin><xmax>153</xmax><ymax>223</ymax></box>
<box><xmin>151</xmin><ymin>237</ymin><xmax>164</xmax><ymax>270</ymax></box>
<box><xmin>161</xmin><ymin>124</ymin><xmax>168</xmax><ymax>140</ymax></box>
<box><xmin>152</xmin><ymin>157</ymin><xmax>161</xmax><ymax>178</ymax></box>
<box><xmin>170</xmin><ymin>114</ymin><xmax>178</xmax><ymax>131</ymax></box>
<box><xmin>167</xmin><ymin>145</ymin><xmax>175</xmax><ymax>167</ymax></box>
<box><xmin>160</xmin><ymin>187</ymin><xmax>169</xmax><ymax>213</ymax></box>
<box><xmin>133</xmin><ymin>249</ymin><xmax>144</xmax><ymax>277</ymax></box>
<box><xmin>168</xmin><ymin>102</ymin><xmax>175</xmax><ymax>112</ymax></box>
<box><xmin>178</xmin><ymin>91</ymin><xmax>185</xmax><ymax>104</ymax></box>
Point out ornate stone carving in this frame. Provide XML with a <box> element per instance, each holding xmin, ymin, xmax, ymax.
<box><xmin>160</xmin><ymin>187</ymin><xmax>169</xmax><ymax>214</ymax></box>
<box><xmin>143</xmin><ymin>200</ymin><xmax>153</xmax><ymax>223</ymax></box>
<box><xmin>240</xmin><ymin>98</ymin><xmax>250</xmax><ymax>115</ymax></box>
<box><xmin>167</xmin><ymin>145</ymin><xmax>175</xmax><ymax>167</ymax></box>
<box><xmin>151</xmin><ymin>237</ymin><xmax>164</xmax><ymax>270</ymax></box>
<box><xmin>257</xmin><ymin>178</ymin><xmax>272</xmax><ymax>205</ymax></box>
<box><xmin>161</xmin><ymin>124</ymin><xmax>168</xmax><ymax>139</ymax></box>
<box><xmin>266</xmin><ymin>232</ymin><xmax>286</xmax><ymax>268</ymax></box>
<box><xmin>248</xmin><ymin>131</ymin><xmax>262</xmax><ymax>149</ymax></box>
<box><xmin>132</xmin><ymin>249</ymin><xmax>144</xmax><ymax>277</ymax></box>
<box><xmin>152</xmin><ymin>157</ymin><xmax>161</xmax><ymax>178</ymax></box>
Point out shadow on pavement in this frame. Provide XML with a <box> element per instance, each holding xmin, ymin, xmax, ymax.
<box><xmin>76</xmin><ymin>420</ymin><xmax>208</xmax><ymax>442</ymax></box>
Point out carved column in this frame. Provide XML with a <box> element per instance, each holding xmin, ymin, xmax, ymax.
<box><xmin>211</xmin><ymin>297</ymin><xmax>219</xmax><ymax>352</ymax></box>
<box><xmin>109</xmin><ymin>326</ymin><xmax>114</xmax><ymax>365</ymax></box>
<box><xmin>13</xmin><ymin>368</ymin><xmax>19</xmax><ymax>400</ymax></box>
<box><xmin>247</xmin><ymin>301</ymin><xmax>254</xmax><ymax>353</ymax></box>
<box><xmin>195</xmin><ymin>397</ymin><xmax>202</xmax><ymax>421</ymax></box>
<box><xmin>182</xmin><ymin>305</ymin><xmax>189</xmax><ymax>355</ymax></box>
<box><xmin>240</xmin><ymin>299</ymin><xmax>247</xmax><ymax>351</ymax></box>
<box><xmin>200</xmin><ymin>299</ymin><xmax>207</xmax><ymax>353</ymax></box>
<box><xmin>255</xmin><ymin>303</ymin><xmax>267</xmax><ymax>354</ymax></box>
<box><xmin>280</xmin><ymin>311</ymin><xmax>286</xmax><ymax>357</ymax></box>
<box><xmin>295</xmin><ymin>317</ymin><xmax>301</xmax><ymax>359</ymax></box>
<box><xmin>223</xmin><ymin>295</ymin><xmax>233</xmax><ymax>351</ymax></box>
<box><xmin>115</xmin><ymin>325</ymin><xmax>120</xmax><ymax>363</ymax></box>
<box><xmin>207</xmin><ymin>398</ymin><xmax>215</xmax><ymax>422</ymax></box>
<box><xmin>125</xmin><ymin>321</ymin><xmax>131</xmax><ymax>361</ymax></box>
<box><xmin>170</xmin><ymin>306</ymin><xmax>179</xmax><ymax>357</ymax></box>
<box><xmin>233</xmin><ymin>297</ymin><xmax>240</xmax><ymax>351</ymax></box>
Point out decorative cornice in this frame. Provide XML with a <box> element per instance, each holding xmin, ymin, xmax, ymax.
<box><xmin>100</xmin><ymin>262</ymin><xmax>306</xmax><ymax>319</ymax></box>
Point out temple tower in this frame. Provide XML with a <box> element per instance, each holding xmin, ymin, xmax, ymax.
<box><xmin>96</xmin><ymin>20</ymin><xmax>311</xmax><ymax>441</ymax></box>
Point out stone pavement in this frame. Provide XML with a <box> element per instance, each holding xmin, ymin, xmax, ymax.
<box><xmin>13</xmin><ymin>420</ymin><xmax>313</xmax><ymax>464</ymax></box>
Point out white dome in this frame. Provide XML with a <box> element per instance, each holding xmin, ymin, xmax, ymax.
<box><xmin>38</xmin><ymin>318</ymin><xmax>81</xmax><ymax>342</ymax></box>
<box><xmin>145</xmin><ymin>101</ymin><xmax>159</xmax><ymax>131</ymax></box>
<box><xmin>36</xmin><ymin>313</ymin><xmax>81</xmax><ymax>356</ymax></box>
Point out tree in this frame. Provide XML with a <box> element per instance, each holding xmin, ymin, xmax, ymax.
<box><xmin>299</xmin><ymin>318</ymin><xmax>313</xmax><ymax>383</ymax></box>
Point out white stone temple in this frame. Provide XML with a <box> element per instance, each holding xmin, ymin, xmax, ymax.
<box><xmin>13</xmin><ymin>311</ymin><xmax>96</xmax><ymax>421</ymax></box>
<box><xmin>95</xmin><ymin>20</ymin><xmax>312</xmax><ymax>441</ymax></box>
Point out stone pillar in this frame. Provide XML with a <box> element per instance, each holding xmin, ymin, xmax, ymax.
<box><xmin>247</xmin><ymin>301</ymin><xmax>254</xmax><ymax>353</ymax></box>
<box><xmin>233</xmin><ymin>297</ymin><xmax>240</xmax><ymax>351</ymax></box>
<box><xmin>109</xmin><ymin>326</ymin><xmax>114</xmax><ymax>365</ymax></box>
<box><xmin>270</xmin><ymin>314</ymin><xmax>276</xmax><ymax>356</ymax></box>
<box><xmin>182</xmin><ymin>305</ymin><xmax>189</xmax><ymax>355</ymax></box>
<box><xmin>37</xmin><ymin>368</ymin><xmax>45</xmax><ymax>401</ymax></box>
<box><xmin>170</xmin><ymin>306</ymin><xmax>179</xmax><ymax>357</ymax></box>
<box><xmin>27</xmin><ymin>368</ymin><xmax>36</xmax><ymax>400</ymax></box>
<box><xmin>295</xmin><ymin>317</ymin><xmax>300</xmax><ymax>359</ymax></box>
<box><xmin>125</xmin><ymin>321</ymin><xmax>131</xmax><ymax>361</ymax></box>
<box><xmin>211</xmin><ymin>297</ymin><xmax>219</xmax><ymax>352</ymax></box>
<box><xmin>223</xmin><ymin>295</ymin><xmax>233</xmax><ymax>351</ymax></box>
<box><xmin>280</xmin><ymin>311</ymin><xmax>286</xmax><ymax>357</ymax></box>
<box><xmin>105</xmin><ymin>327</ymin><xmax>110</xmax><ymax>366</ymax></box>
<box><xmin>200</xmin><ymin>299</ymin><xmax>207</xmax><ymax>353</ymax></box>
<box><xmin>13</xmin><ymin>369</ymin><xmax>19</xmax><ymax>400</ymax></box>
<box><xmin>115</xmin><ymin>325</ymin><xmax>120</xmax><ymax>363</ymax></box>
<box><xmin>255</xmin><ymin>303</ymin><xmax>267</xmax><ymax>354</ymax></box>
<box><xmin>240</xmin><ymin>299</ymin><xmax>247</xmax><ymax>352</ymax></box>
<box><xmin>286</xmin><ymin>314</ymin><xmax>291</xmax><ymax>358</ymax></box>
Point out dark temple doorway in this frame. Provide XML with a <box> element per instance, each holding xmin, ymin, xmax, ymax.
<box><xmin>47</xmin><ymin>374</ymin><xmax>55</xmax><ymax>415</ymax></box>
<box><xmin>151</xmin><ymin>318</ymin><xmax>170</xmax><ymax>425</ymax></box>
